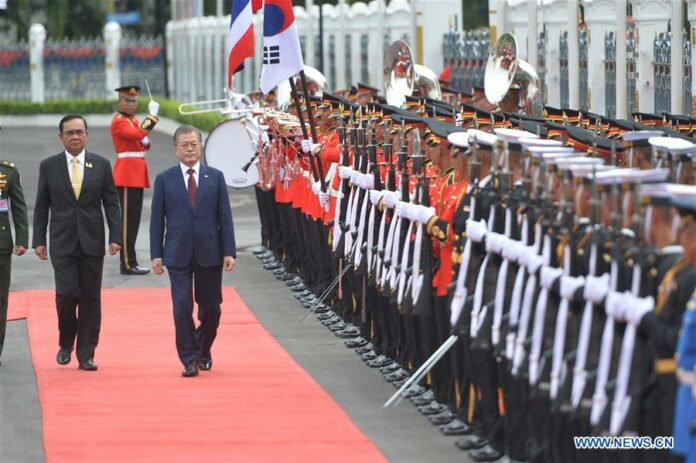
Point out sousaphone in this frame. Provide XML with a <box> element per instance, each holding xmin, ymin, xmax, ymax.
<box><xmin>384</xmin><ymin>40</ymin><xmax>441</xmax><ymax>107</ymax></box>
<box><xmin>483</xmin><ymin>33</ymin><xmax>543</xmax><ymax>116</ymax></box>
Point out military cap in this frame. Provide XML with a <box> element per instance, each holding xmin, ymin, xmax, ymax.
<box><xmin>447</xmin><ymin>131</ymin><xmax>469</xmax><ymax>149</ymax></box>
<box><xmin>467</xmin><ymin>129</ymin><xmax>498</xmax><ymax>147</ymax></box>
<box><xmin>493</xmin><ymin>127</ymin><xmax>539</xmax><ymax>142</ymax></box>
<box><xmin>424</xmin><ymin>119</ymin><xmax>464</xmax><ymax>143</ymax></box>
<box><xmin>513</xmin><ymin>120</ymin><xmax>548</xmax><ymax>137</ymax></box>
<box><xmin>632</xmin><ymin>112</ymin><xmax>667</xmax><ymax>126</ymax></box>
<box><xmin>662</xmin><ymin>113</ymin><xmax>696</xmax><ymax>133</ymax></box>
<box><xmin>668</xmin><ymin>184</ymin><xmax>696</xmax><ymax>222</ymax></box>
<box><xmin>526</xmin><ymin>146</ymin><xmax>576</xmax><ymax>157</ymax></box>
<box><xmin>566</xmin><ymin>125</ymin><xmax>626</xmax><ymax>161</ymax></box>
<box><xmin>620</xmin><ymin>130</ymin><xmax>663</xmax><ymax>148</ymax></box>
<box><xmin>357</xmin><ymin>82</ymin><xmax>380</xmax><ymax>95</ymax></box>
<box><xmin>580</xmin><ymin>110</ymin><xmax>608</xmax><ymax>131</ymax></box>
<box><xmin>639</xmin><ymin>182</ymin><xmax>674</xmax><ymax>206</ymax></box>
<box><xmin>115</xmin><ymin>85</ymin><xmax>141</xmax><ymax>97</ymax></box>
<box><xmin>545</xmin><ymin>121</ymin><xmax>570</xmax><ymax>139</ymax></box>
<box><xmin>648</xmin><ymin>136</ymin><xmax>696</xmax><ymax>156</ymax></box>
<box><xmin>518</xmin><ymin>138</ymin><xmax>565</xmax><ymax>149</ymax></box>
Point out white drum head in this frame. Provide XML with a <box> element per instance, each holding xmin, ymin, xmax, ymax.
<box><xmin>204</xmin><ymin>118</ymin><xmax>260</xmax><ymax>188</ymax></box>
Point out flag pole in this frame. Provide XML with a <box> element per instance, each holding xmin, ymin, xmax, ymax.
<box><xmin>298</xmin><ymin>70</ymin><xmax>327</xmax><ymax>190</ymax></box>
<box><xmin>289</xmin><ymin>77</ymin><xmax>323</xmax><ymax>189</ymax></box>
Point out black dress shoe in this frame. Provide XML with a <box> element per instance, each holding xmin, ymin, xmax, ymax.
<box><xmin>321</xmin><ymin>316</ymin><xmax>342</xmax><ymax>327</ymax></box>
<box><xmin>440</xmin><ymin>419</ymin><xmax>473</xmax><ymax>436</ymax></box>
<box><xmin>455</xmin><ymin>434</ymin><xmax>487</xmax><ymax>451</ymax></box>
<box><xmin>120</xmin><ymin>266</ymin><xmax>150</xmax><ymax>275</ymax></box>
<box><xmin>291</xmin><ymin>284</ymin><xmax>308</xmax><ymax>292</ymax></box>
<box><xmin>313</xmin><ymin>304</ymin><xmax>331</xmax><ymax>314</ymax></box>
<box><xmin>366</xmin><ymin>355</ymin><xmax>394</xmax><ymax>368</ymax></box>
<box><xmin>335</xmin><ymin>326</ymin><xmax>361</xmax><ymax>338</ymax></box>
<box><xmin>200</xmin><ymin>358</ymin><xmax>213</xmax><ymax>371</ymax></box>
<box><xmin>401</xmin><ymin>385</ymin><xmax>427</xmax><ymax>398</ymax></box>
<box><xmin>393</xmin><ymin>378</ymin><xmax>408</xmax><ymax>388</ymax></box>
<box><xmin>345</xmin><ymin>337</ymin><xmax>368</xmax><ymax>348</ymax></box>
<box><xmin>328</xmin><ymin>321</ymin><xmax>348</xmax><ymax>332</ymax></box>
<box><xmin>469</xmin><ymin>444</ymin><xmax>504</xmax><ymax>462</ymax></box>
<box><xmin>285</xmin><ymin>277</ymin><xmax>303</xmax><ymax>287</ymax></box>
<box><xmin>272</xmin><ymin>267</ymin><xmax>286</xmax><ymax>275</ymax></box>
<box><xmin>411</xmin><ymin>390</ymin><xmax>436</xmax><ymax>406</ymax></box>
<box><xmin>384</xmin><ymin>368</ymin><xmax>409</xmax><ymax>382</ymax></box>
<box><xmin>418</xmin><ymin>401</ymin><xmax>449</xmax><ymax>416</ymax></box>
<box><xmin>252</xmin><ymin>246</ymin><xmax>268</xmax><ymax>255</ymax></box>
<box><xmin>78</xmin><ymin>358</ymin><xmax>98</xmax><ymax>371</ymax></box>
<box><xmin>263</xmin><ymin>262</ymin><xmax>282</xmax><ymax>270</ymax></box>
<box><xmin>356</xmin><ymin>343</ymin><xmax>374</xmax><ymax>355</ymax></box>
<box><xmin>279</xmin><ymin>272</ymin><xmax>296</xmax><ymax>281</ymax></box>
<box><xmin>429</xmin><ymin>410</ymin><xmax>455</xmax><ymax>425</ymax></box>
<box><xmin>56</xmin><ymin>347</ymin><xmax>72</xmax><ymax>365</ymax></box>
<box><xmin>381</xmin><ymin>362</ymin><xmax>402</xmax><ymax>374</ymax></box>
<box><xmin>316</xmin><ymin>311</ymin><xmax>335</xmax><ymax>321</ymax></box>
<box><xmin>182</xmin><ymin>361</ymin><xmax>200</xmax><ymax>377</ymax></box>
<box><xmin>360</xmin><ymin>351</ymin><xmax>379</xmax><ymax>362</ymax></box>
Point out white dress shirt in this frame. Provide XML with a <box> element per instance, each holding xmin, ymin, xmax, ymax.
<box><xmin>180</xmin><ymin>161</ymin><xmax>200</xmax><ymax>190</ymax></box>
<box><xmin>65</xmin><ymin>150</ymin><xmax>85</xmax><ymax>182</ymax></box>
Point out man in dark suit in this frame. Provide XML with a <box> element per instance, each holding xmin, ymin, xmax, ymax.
<box><xmin>150</xmin><ymin>124</ymin><xmax>236</xmax><ymax>377</ymax></box>
<box><xmin>33</xmin><ymin>115</ymin><xmax>122</xmax><ymax>371</ymax></box>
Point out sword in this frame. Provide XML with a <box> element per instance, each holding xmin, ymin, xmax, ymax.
<box><xmin>145</xmin><ymin>79</ymin><xmax>153</xmax><ymax>102</ymax></box>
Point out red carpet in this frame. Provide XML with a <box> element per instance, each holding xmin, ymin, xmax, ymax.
<box><xmin>15</xmin><ymin>288</ymin><xmax>387</xmax><ymax>463</ymax></box>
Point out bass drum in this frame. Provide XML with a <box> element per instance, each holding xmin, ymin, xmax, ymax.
<box><xmin>204</xmin><ymin>118</ymin><xmax>260</xmax><ymax>188</ymax></box>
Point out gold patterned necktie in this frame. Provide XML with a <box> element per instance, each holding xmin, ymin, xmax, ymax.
<box><xmin>71</xmin><ymin>156</ymin><xmax>82</xmax><ymax>198</ymax></box>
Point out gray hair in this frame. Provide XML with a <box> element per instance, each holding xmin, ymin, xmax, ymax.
<box><xmin>173</xmin><ymin>125</ymin><xmax>202</xmax><ymax>144</ymax></box>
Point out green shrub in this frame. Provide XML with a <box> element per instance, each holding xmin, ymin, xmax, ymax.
<box><xmin>0</xmin><ymin>98</ymin><xmax>224</xmax><ymax>133</ymax></box>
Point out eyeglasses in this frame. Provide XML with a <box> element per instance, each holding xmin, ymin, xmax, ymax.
<box><xmin>177</xmin><ymin>142</ymin><xmax>200</xmax><ymax>149</ymax></box>
<box><xmin>63</xmin><ymin>130</ymin><xmax>87</xmax><ymax>137</ymax></box>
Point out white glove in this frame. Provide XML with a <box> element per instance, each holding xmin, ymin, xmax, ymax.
<box><xmin>362</xmin><ymin>173</ymin><xmax>374</xmax><ymax>190</ymax></box>
<box><xmin>485</xmin><ymin>232</ymin><xmax>507</xmax><ymax>254</ymax></box>
<box><xmin>350</xmin><ymin>170</ymin><xmax>361</xmax><ymax>185</ymax></box>
<box><xmin>370</xmin><ymin>189</ymin><xmax>384</xmax><ymax>206</ymax></box>
<box><xmin>583</xmin><ymin>273</ymin><xmax>610</xmax><ymax>304</ymax></box>
<box><xmin>319</xmin><ymin>191</ymin><xmax>330</xmax><ymax>206</ymax></box>
<box><xmin>301</xmin><ymin>139</ymin><xmax>314</xmax><ymax>154</ymax></box>
<box><xmin>140</xmin><ymin>136</ymin><xmax>150</xmax><ymax>146</ymax></box>
<box><xmin>540</xmin><ymin>266</ymin><xmax>564</xmax><ymax>290</ymax></box>
<box><xmin>625</xmin><ymin>296</ymin><xmax>654</xmax><ymax>326</ymax></box>
<box><xmin>502</xmin><ymin>240</ymin><xmax>523</xmax><ymax>261</ymax></box>
<box><xmin>311</xmin><ymin>181</ymin><xmax>321</xmax><ymax>195</ymax></box>
<box><xmin>521</xmin><ymin>246</ymin><xmax>544</xmax><ymax>273</ymax></box>
<box><xmin>466</xmin><ymin>219</ymin><xmax>487</xmax><ymax>243</ymax></box>
<box><xmin>560</xmin><ymin>275</ymin><xmax>585</xmax><ymax>299</ymax></box>
<box><xmin>338</xmin><ymin>165</ymin><xmax>353</xmax><ymax>180</ymax></box>
<box><xmin>384</xmin><ymin>191</ymin><xmax>399</xmax><ymax>209</ymax></box>
<box><xmin>302</xmin><ymin>170</ymin><xmax>310</xmax><ymax>179</ymax></box>
<box><xmin>416</xmin><ymin>205</ymin><xmax>436</xmax><ymax>224</ymax></box>
<box><xmin>148</xmin><ymin>100</ymin><xmax>160</xmax><ymax>117</ymax></box>
<box><xmin>395</xmin><ymin>201</ymin><xmax>410</xmax><ymax>218</ymax></box>
<box><xmin>605</xmin><ymin>291</ymin><xmax>627</xmax><ymax>322</ymax></box>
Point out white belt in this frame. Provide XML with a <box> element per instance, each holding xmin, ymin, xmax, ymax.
<box><xmin>117</xmin><ymin>151</ymin><xmax>146</xmax><ymax>159</ymax></box>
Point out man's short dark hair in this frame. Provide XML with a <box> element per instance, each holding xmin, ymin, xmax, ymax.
<box><xmin>173</xmin><ymin>125</ymin><xmax>202</xmax><ymax>144</ymax></box>
<box><xmin>59</xmin><ymin>115</ymin><xmax>88</xmax><ymax>133</ymax></box>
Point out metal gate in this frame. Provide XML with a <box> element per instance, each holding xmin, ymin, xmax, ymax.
<box><xmin>627</xmin><ymin>22</ymin><xmax>638</xmax><ymax>117</ymax></box>
<box><xmin>538</xmin><ymin>28</ymin><xmax>546</xmax><ymax>105</ymax></box>
<box><xmin>579</xmin><ymin>28</ymin><xmax>589</xmax><ymax>111</ymax></box>
<box><xmin>684</xmin><ymin>34</ymin><xmax>692</xmax><ymax>115</ymax></box>
<box><xmin>560</xmin><ymin>31</ymin><xmax>569</xmax><ymax>108</ymax></box>
<box><xmin>120</xmin><ymin>36</ymin><xmax>165</xmax><ymax>97</ymax></box>
<box><xmin>604</xmin><ymin>31</ymin><xmax>617</xmax><ymax>119</ymax></box>
<box><xmin>44</xmin><ymin>37</ymin><xmax>106</xmax><ymax>100</ymax></box>
<box><xmin>653</xmin><ymin>31</ymin><xmax>671</xmax><ymax>114</ymax></box>
<box><xmin>0</xmin><ymin>41</ymin><xmax>30</xmax><ymax>101</ymax></box>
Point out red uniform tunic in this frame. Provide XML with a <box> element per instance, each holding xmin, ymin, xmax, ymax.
<box><xmin>429</xmin><ymin>175</ymin><xmax>468</xmax><ymax>296</ymax></box>
<box><xmin>110</xmin><ymin>112</ymin><xmax>152</xmax><ymax>188</ymax></box>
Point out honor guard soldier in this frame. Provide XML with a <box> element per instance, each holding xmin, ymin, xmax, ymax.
<box><xmin>0</xmin><ymin>152</ymin><xmax>28</xmax><ymax>365</ymax></box>
<box><xmin>110</xmin><ymin>85</ymin><xmax>160</xmax><ymax>275</ymax></box>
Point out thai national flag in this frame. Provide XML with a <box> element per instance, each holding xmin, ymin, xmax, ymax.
<box><xmin>259</xmin><ymin>0</ymin><xmax>304</xmax><ymax>94</ymax></box>
<box><xmin>227</xmin><ymin>0</ymin><xmax>262</xmax><ymax>89</ymax></box>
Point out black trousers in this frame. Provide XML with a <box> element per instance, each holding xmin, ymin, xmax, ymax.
<box><xmin>118</xmin><ymin>186</ymin><xmax>144</xmax><ymax>271</ymax></box>
<box><xmin>167</xmin><ymin>255</ymin><xmax>222</xmax><ymax>366</ymax></box>
<box><xmin>0</xmin><ymin>253</ymin><xmax>10</xmax><ymax>360</ymax></box>
<box><xmin>51</xmin><ymin>247</ymin><xmax>104</xmax><ymax>363</ymax></box>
